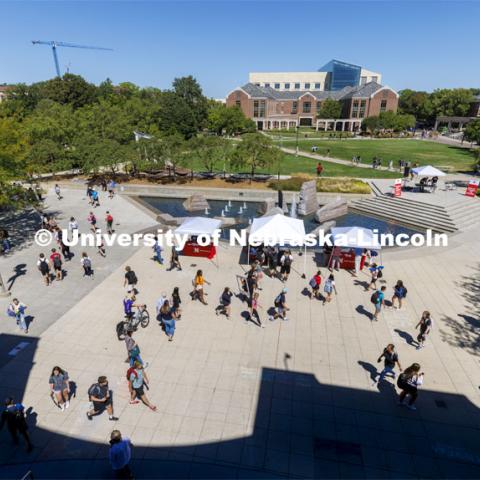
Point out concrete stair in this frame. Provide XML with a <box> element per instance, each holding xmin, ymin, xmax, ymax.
<box><xmin>349</xmin><ymin>195</ymin><xmax>480</xmax><ymax>233</ymax></box>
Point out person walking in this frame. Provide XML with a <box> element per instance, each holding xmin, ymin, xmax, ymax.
<box><xmin>0</xmin><ymin>397</ymin><xmax>33</xmax><ymax>452</ymax></box>
<box><xmin>391</xmin><ymin>280</ymin><xmax>408</xmax><ymax>309</ymax></box>
<box><xmin>323</xmin><ymin>274</ymin><xmax>337</xmax><ymax>305</ymax></box>
<box><xmin>58</xmin><ymin>230</ymin><xmax>71</xmax><ymax>261</ymax></box>
<box><xmin>50</xmin><ymin>248</ymin><xmax>63</xmax><ymax>281</ymax></box>
<box><xmin>152</xmin><ymin>237</ymin><xmax>164</xmax><ymax>265</ymax></box>
<box><xmin>68</xmin><ymin>217</ymin><xmax>78</xmax><ymax>240</ymax></box>
<box><xmin>415</xmin><ymin>311</ymin><xmax>433</xmax><ymax>349</ymax></box>
<box><xmin>81</xmin><ymin>252</ymin><xmax>94</xmax><ymax>278</ymax></box>
<box><xmin>168</xmin><ymin>245</ymin><xmax>182</xmax><ymax>271</ymax></box>
<box><xmin>7</xmin><ymin>298</ymin><xmax>28</xmax><ymax>333</ymax></box>
<box><xmin>193</xmin><ymin>270</ymin><xmax>210</xmax><ymax>305</ymax></box>
<box><xmin>216</xmin><ymin>287</ymin><xmax>233</xmax><ymax>319</ymax></box>
<box><xmin>397</xmin><ymin>363</ymin><xmax>424</xmax><ymax>411</ymax></box>
<box><xmin>159</xmin><ymin>301</ymin><xmax>176</xmax><ymax>341</ymax></box>
<box><xmin>86</xmin><ymin>376</ymin><xmax>118</xmax><ymax>421</ymax></box>
<box><xmin>367</xmin><ymin>263</ymin><xmax>383</xmax><ymax>291</ymax></box>
<box><xmin>125</xmin><ymin>330</ymin><xmax>143</xmax><ymax>366</ymax></box>
<box><xmin>371</xmin><ymin>286</ymin><xmax>386</xmax><ymax>321</ymax></box>
<box><xmin>124</xmin><ymin>266</ymin><xmax>138</xmax><ymax>294</ymax></box>
<box><xmin>96</xmin><ymin>230</ymin><xmax>106</xmax><ymax>257</ymax></box>
<box><xmin>87</xmin><ymin>212</ymin><xmax>97</xmax><ymax>233</ymax></box>
<box><xmin>108</xmin><ymin>180</ymin><xmax>117</xmax><ymax>199</ymax></box>
<box><xmin>109</xmin><ymin>430</ymin><xmax>133</xmax><ymax>479</ymax></box>
<box><xmin>250</xmin><ymin>292</ymin><xmax>264</xmax><ymax>328</ymax></box>
<box><xmin>171</xmin><ymin>287</ymin><xmax>182</xmax><ymax>319</ymax></box>
<box><xmin>49</xmin><ymin>366</ymin><xmax>70</xmax><ymax>411</ymax></box>
<box><xmin>269</xmin><ymin>287</ymin><xmax>289</xmax><ymax>321</ymax></box>
<box><xmin>376</xmin><ymin>344</ymin><xmax>402</xmax><ymax>383</ymax></box>
<box><xmin>316</xmin><ymin>162</ymin><xmax>323</xmax><ymax>177</ymax></box>
<box><xmin>105</xmin><ymin>211</ymin><xmax>114</xmax><ymax>235</ymax></box>
<box><xmin>155</xmin><ymin>292</ymin><xmax>168</xmax><ymax>318</ymax></box>
<box><xmin>128</xmin><ymin>362</ymin><xmax>157</xmax><ymax>410</ymax></box>
<box><xmin>54</xmin><ymin>184</ymin><xmax>62</xmax><ymax>200</ymax></box>
<box><xmin>279</xmin><ymin>250</ymin><xmax>293</xmax><ymax>282</ymax></box>
<box><xmin>37</xmin><ymin>253</ymin><xmax>51</xmax><ymax>286</ymax></box>
<box><xmin>309</xmin><ymin>271</ymin><xmax>321</xmax><ymax>299</ymax></box>
<box><xmin>91</xmin><ymin>189</ymin><xmax>100</xmax><ymax>208</ymax></box>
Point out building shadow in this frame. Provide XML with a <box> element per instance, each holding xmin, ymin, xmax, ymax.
<box><xmin>1</xmin><ymin>334</ymin><xmax>480</xmax><ymax>478</ymax></box>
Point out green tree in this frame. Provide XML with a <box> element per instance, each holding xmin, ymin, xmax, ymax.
<box><xmin>464</xmin><ymin>119</ymin><xmax>480</xmax><ymax>145</ymax></box>
<box><xmin>317</xmin><ymin>99</ymin><xmax>342</xmax><ymax>119</ymax></box>
<box><xmin>398</xmin><ymin>89</ymin><xmax>432</xmax><ymax>123</ymax></box>
<box><xmin>207</xmin><ymin>102</ymin><xmax>255</xmax><ymax>135</ymax></box>
<box><xmin>189</xmin><ymin>136</ymin><xmax>232</xmax><ymax>172</ymax></box>
<box><xmin>173</xmin><ymin>76</ymin><xmax>209</xmax><ymax>130</ymax></box>
<box><xmin>429</xmin><ymin>88</ymin><xmax>475</xmax><ymax>118</ymax></box>
<box><xmin>151</xmin><ymin>133</ymin><xmax>187</xmax><ymax>176</ymax></box>
<box><xmin>157</xmin><ymin>91</ymin><xmax>197</xmax><ymax>139</ymax></box>
<box><xmin>230</xmin><ymin>133</ymin><xmax>281</xmax><ymax>182</ymax></box>
<box><xmin>39</xmin><ymin>74</ymin><xmax>97</xmax><ymax>109</ymax></box>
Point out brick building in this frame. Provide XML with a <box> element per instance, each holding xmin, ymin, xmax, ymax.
<box><xmin>226</xmin><ymin>81</ymin><xmax>399</xmax><ymax>132</ymax></box>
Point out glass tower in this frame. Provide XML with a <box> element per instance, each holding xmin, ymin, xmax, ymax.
<box><xmin>320</xmin><ymin>60</ymin><xmax>361</xmax><ymax>91</ymax></box>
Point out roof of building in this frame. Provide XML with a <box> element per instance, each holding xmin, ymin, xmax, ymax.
<box><xmin>239</xmin><ymin>81</ymin><xmax>387</xmax><ymax>101</ymax></box>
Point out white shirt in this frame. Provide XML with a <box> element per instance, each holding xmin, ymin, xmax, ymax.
<box><xmin>68</xmin><ymin>220</ymin><xmax>78</xmax><ymax>231</ymax></box>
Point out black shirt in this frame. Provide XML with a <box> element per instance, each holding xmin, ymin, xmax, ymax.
<box><xmin>383</xmin><ymin>349</ymin><xmax>398</xmax><ymax>368</ymax></box>
<box><xmin>125</xmin><ymin>271</ymin><xmax>137</xmax><ymax>285</ymax></box>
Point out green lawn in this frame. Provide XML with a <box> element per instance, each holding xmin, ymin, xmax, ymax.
<box><xmin>276</xmin><ymin>139</ymin><xmax>474</xmax><ymax>172</ymax></box>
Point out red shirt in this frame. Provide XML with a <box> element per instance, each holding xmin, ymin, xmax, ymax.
<box><xmin>314</xmin><ymin>275</ymin><xmax>321</xmax><ymax>286</ymax></box>
<box><xmin>50</xmin><ymin>252</ymin><xmax>62</xmax><ymax>263</ymax></box>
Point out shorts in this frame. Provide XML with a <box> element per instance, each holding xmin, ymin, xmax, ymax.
<box><xmin>54</xmin><ymin>266</ymin><xmax>62</xmax><ymax>271</ymax></box>
<box><xmin>375</xmin><ymin>303</ymin><xmax>382</xmax><ymax>312</ymax></box>
<box><xmin>280</xmin><ymin>265</ymin><xmax>291</xmax><ymax>274</ymax></box>
<box><xmin>134</xmin><ymin>386</ymin><xmax>144</xmax><ymax>397</ymax></box>
<box><xmin>93</xmin><ymin>397</ymin><xmax>112</xmax><ymax>412</ymax></box>
<box><xmin>312</xmin><ymin>285</ymin><xmax>320</xmax><ymax>292</ymax></box>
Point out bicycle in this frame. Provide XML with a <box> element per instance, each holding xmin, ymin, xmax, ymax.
<box><xmin>116</xmin><ymin>305</ymin><xmax>150</xmax><ymax>340</ymax></box>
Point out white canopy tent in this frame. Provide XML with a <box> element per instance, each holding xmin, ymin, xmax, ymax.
<box><xmin>411</xmin><ymin>165</ymin><xmax>446</xmax><ymax>177</ymax></box>
<box><xmin>331</xmin><ymin>226</ymin><xmax>382</xmax><ymax>250</ymax></box>
<box><xmin>248</xmin><ymin>214</ymin><xmax>308</xmax><ymax>275</ymax></box>
<box><xmin>174</xmin><ymin>216</ymin><xmax>222</xmax><ymax>236</ymax></box>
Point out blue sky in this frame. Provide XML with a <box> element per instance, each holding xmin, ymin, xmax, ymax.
<box><xmin>1</xmin><ymin>1</ymin><xmax>478</xmax><ymax>97</ymax></box>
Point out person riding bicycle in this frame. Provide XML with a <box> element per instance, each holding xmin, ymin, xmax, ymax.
<box><xmin>123</xmin><ymin>294</ymin><xmax>137</xmax><ymax>321</ymax></box>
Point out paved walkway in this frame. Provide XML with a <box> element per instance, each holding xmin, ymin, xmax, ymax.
<box><xmin>0</xmin><ymin>189</ymin><xmax>479</xmax><ymax>478</ymax></box>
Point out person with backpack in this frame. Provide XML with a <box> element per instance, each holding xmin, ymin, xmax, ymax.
<box><xmin>81</xmin><ymin>252</ymin><xmax>94</xmax><ymax>278</ymax></box>
<box><xmin>415</xmin><ymin>311</ymin><xmax>433</xmax><ymax>349</ymax></box>
<box><xmin>49</xmin><ymin>366</ymin><xmax>70</xmax><ymax>411</ymax></box>
<box><xmin>0</xmin><ymin>397</ymin><xmax>33</xmax><ymax>452</ymax></box>
<box><xmin>376</xmin><ymin>344</ymin><xmax>402</xmax><ymax>384</ymax></box>
<box><xmin>86</xmin><ymin>376</ymin><xmax>118</xmax><ymax>421</ymax></box>
<box><xmin>391</xmin><ymin>280</ymin><xmax>408</xmax><ymax>310</ymax></box>
<box><xmin>105</xmin><ymin>211</ymin><xmax>114</xmax><ymax>235</ymax></box>
<box><xmin>125</xmin><ymin>330</ymin><xmax>143</xmax><ymax>366</ymax></box>
<box><xmin>216</xmin><ymin>287</ymin><xmax>233</xmax><ymax>319</ymax></box>
<box><xmin>87</xmin><ymin>212</ymin><xmax>97</xmax><ymax>233</ymax></box>
<box><xmin>37</xmin><ymin>253</ymin><xmax>51</xmax><ymax>286</ymax></box>
<box><xmin>368</xmin><ymin>263</ymin><xmax>383</xmax><ymax>291</ymax></box>
<box><xmin>7</xmin><ymin>298</ymin><xmax>28</xmax><ymax>333</ymax></box>
<box><xmin>124</xmin><ymin>266</ymin><xmax>138</xmax><ymax>294</ymax></box>
<box><xmin>309</xmin><ymin>271</ymin><xmax>321</xmax><ymax>299</ymax></box>
<box><xmin>50</xmin><ymin>248</ymin><xmax>63</xmax><ymax>281</ymax></box>
<box><xmin>279</xmin><ymin>250</ymin><xmax>293</xmax><ymax>282</ymax></box>
<box><xmin>270</xmin><ymin>287</ymin><xmax>289</xmax><ymax>321</ymax></box>
<box><xmin>109</xmin><ymin>430</ymin><xmax>133</xmax><ymax>479</ymax></box>
<box><xmin>159</xmin><ymin>301</ymin><xmax>176</xmax><ymax>341</ymax></box>
<box><xmin>397</xmin><ymin>363</ymin><xmax>424</xmax><ymax>411</ymax></box>
<box><xmin>371</xmin><ymin>286</ymin><xmax>386</xmax><ymax>321</ymax></box>
<box><xmin>128</xmin><ymin>362</ymin><xmax>157</xmax><ymax>410</ymax></box>
<box><xmin>323</xmin><ymin>274</ymin><xmax>337</xmax><ymax>305</ymax></box>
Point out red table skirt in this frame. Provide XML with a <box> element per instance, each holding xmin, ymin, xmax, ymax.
<box><xmin>182</xmin><ymin>242</ymin><xmax>216</xmax><ymax>259</ymax></box>
<box><xmin>328</xmin><ymin>250</ymin><xmax>356</xmax><ymax>270</ymax></box>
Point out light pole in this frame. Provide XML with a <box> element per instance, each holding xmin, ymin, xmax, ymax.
<box><xmin>0</xmin><ymin>272</ymin><xmax>10</xmax><ymax>297</ymax></box>
<box><xmin>295</xmin><ymin>125</ymin><xmax>299</xmax><ymax>157</ymax></box>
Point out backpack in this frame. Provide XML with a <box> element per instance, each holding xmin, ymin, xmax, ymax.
<box><xmin>377</xmin><ymin>269</ymin><xmax>383</xmax><ymax>279</ymax></box>
<box><xmin>126</xmin><ymin>367</ymin><xmax>138</xmax><ymax>381</ymax></box>
<box><xmin>53</xmin><ymin>255</ymin><xmax>62</xmax><ymax>268</ymax></box>
<box><xmin>106</xmin><ymin>215</ymin><xmax>113</xmax><ymax>223</ymax></box>
<box><xmin>274</xmin><ymin>294</ymin><xmax>283</xmax><ymax>306</ymax></box>
<box><xmin>370</xmin><ymin>291</ymin><xmax>379</xmax><ymax>304</ymax></box>
<box><xmin>309</xmin><ymin>277</ymin><xmax>317</xmax><ymax>288</ymax></box>
<box><xmin>39</xmin><ymin>259</ymin><xmax>49</xmax><ymax>274</ymax></box>
<box><xmin>397</xmin><ymin>373</ymin><xmax>407</xmax><ymax>389</ymax></box>
<box><xmin>83</xmin><ymin>257</ymin><xmax>92</xmax><ymax>268</ymax></box>
<box><xmin>88</xmin><ymin>383</ymin><xmax>100</xmax><ymax>400</ymax></box>
<box><xmin>283</xmin><ymin>255</ymin><xmax>292</xmax><ymax>267</ymax></box>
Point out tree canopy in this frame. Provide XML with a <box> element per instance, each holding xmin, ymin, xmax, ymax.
<box><xmin>317</xmin><ymin>99</ymin><xmax>342</xmax><ymax>119</ymax></box>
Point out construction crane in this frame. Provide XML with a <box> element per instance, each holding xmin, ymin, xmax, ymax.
<box><xmin>32</xmin><ymin>40</ymin><xmax>113</xmax><ymax>77</ymax></box>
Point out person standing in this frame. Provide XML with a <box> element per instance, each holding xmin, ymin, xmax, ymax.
<box><xmin>68</xmin><ymin>217</ymin><xmax>79</xmax><ymax>240</ymax></box>
<box><xmin>265</xmin><ymin>246</ymin><xmax>278</xmax><ymax>278</ymax></box>
<box><xmin>124</xmin><ymin>266</ymin><xmax>138</xmax><ymax>294</ymax></box>
<box><xmin>168</xmin><ymin>245</ymin><xmax>182</xmax><ymax>271</ymax></box>
<box><xmin>329</xmin><ymin>246</ymin><xmax>341</xmax><ymax>272</ymax></box>
<box><xmin>128</xmin><ymin>362</ymin><xmax>157</xmax><ymax>410</ymax></box>
<box><xmin>86</xmin><ymin>376</ymin><xmax>118</xmax><ymax>421</ymax></box>
<box><xmin>159</xmin><ymin>301</ymin><xmax>176</xmax><ymax>341</ymax></box>
<box><xmin>109</xmin><ymin>430</ymin><xmax>133</xmax><ymax>479</ymax></box>
<box><xmin>316</xmin><ymin>162</ymin><xmax>323</xmax><ymax>177</ymax></box>
<box><xmin>397</xmin><ymin>363</ymin><xmax>424</xmax><ymax>411</ymax></box>
<box><xmin>0</xmin><ymin>397</ymin><xmax>33</xmax><ymax>452</ymax></box>
<box><xmin>323</xmin><ymin>274</ymin><xmax>337</xmax><ymax>305</ymax></box>
<box><xmin>270</xmin><ymin>287</ymin><xmax>289</xmax><ymax>321</ymax></box>
<box><xmin>193</xmin><ymin>270</ymin><xmax>210</xmax><ymax>305</ymax></box>
<box><xmin>105</xmin><ymin>211</ymin><xmax>114</xmax><ymax>235</ymax></box>
<box><xmin>371</xmin><ymin>286</ymin><xmax>386</xmax><ymax>321</ymax></box>
<box><xmin>279</xmin><ymin>250</ymin><xmax>293</xmax><ymax>282</ymax></box>
<box><xmin>415</xmin><ymin>311</ymin><xmax>433</xmax><ymax>349</ymax></box>
<box><xmin>309</xmin><ymin>271</ymin><xmax>321</xmax><ymax>299</ymax></box>
<box><xmin>49</xmin><ymin>366</ymin><xmax>70</xmax><ymax>411</ymax></box>
<box><xmin>59</xmin><ymin>230</ymin><xmax>71</xmax><ymax>261</ymax></box>
<box><xmin>54</xmin><ymin>184</ymin><xmax>62</xmax><ymax>200</ymax></box>
<box><xmin>37</xmin><ymin>253</ymin><xmax>51</xmax><ymax>286</ymax></box>
<box><xmin>376</xmin><ymin>344</ymin><xmax>402</xmax><ymax>383</ymax></box>
<box><xmin>81</xmin><ymin>252</ymin><xmax>94</xmax><ymax>278</ymax></box>
<box><xmin>87</xmin><ymin>212</ymin><xmax>97</xmax><ymax>233</ymax></box>
<box><xmin>216</xmin><ymin>287</ymin><xmax>233</xmax><ymax>319</ymax></box>
<box><xmin>391</xmin><ymin>280</ymin><xmax>408</xmax><ymax>309</ymax></box>
<box><xmin>171</xmin><ymin>287</ymin><xmax>182</xmax><ymax>319</ymax></box>
<box><xmin>7</xmin><ymin>298</ymin><xmax>28</xmax><ymax>333</ymax></box>
<box><xmin>50</xmin><ymin>248</ymin><xmax>63</xmax><ymax>281</ymax></box>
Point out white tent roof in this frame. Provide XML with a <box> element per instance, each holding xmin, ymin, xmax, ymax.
<box><xmin>331</xmin><ymin>226</ymin><xmax>382</xmax><ymax>250</ymax></box>
<box><xmin>411</xmin><ymin>165</ymin><xmax>446</xmax><ymax>177</ymax></box>
<box><xmin>175</xmin><ymin>217</ymin><xmax>222</xmax><ymax>236</ymax></box>
<box><xmin>249</xmin><ymin>214</ymin><xmax>306</xmax><ymax>245</ymax></box>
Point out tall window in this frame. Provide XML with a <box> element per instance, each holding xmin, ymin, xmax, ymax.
<box><xmin>303</xmin><ymin>102</ymin><xmax>311</xmax><ymax>113</ymax></box>
<box><xmin>253</xmin><ymin>100</ymin><xmax>266</xmax><ymax>117</ymax></box>
<box><xmin>305</xmin><ymin>83</ymin><xmax>311</xmax><ymax>89</ymax></box>
<box><xmin>274</xmin><ymin>83</ymin><xmax>280</xmax><ymax>89</ymax></box>
<box><xmin>235</xmin><ymin>100</ymin><xmax>241</xmax><ymax>108</ymax></box>
<box><xmin>284</xmin><ymin>83</ymin><xmax>290</xmax><ymax>90</ymax></box>
<box><xmin>265</xmin><ymin>83</ymin><xmax>270</xmax><ymax>87</ymax></box>
<box><xmin>371</xmin><ymin>76</ymin><xmax>378</xmax><ymax>83</ymax></box>
<box><xmin>352</xmin><ymin>100</ymin><xmax>359</xmax><ymax>118</ymax></box>
<box><xmin>359</xmin><ymin>100</ymin><xmax>366</xmax><ymax>118</ymax></box>
<box><xmin>294</xmin><ymin>83</ymin><xmax>300</xmax><ymax>90</ymax></box>
<box><xmin>380</xmin><ymin>99</ymin><xmax>387</xmax><ymax>112</ymax></box>
<box><xmin>360</xmin><ymin>76</ymin><xmax>367</xmax><ymax>85</ymax></box>
<box><xmin>316</xmin><ymin>101</ymin><xmax>322</xmax><ymax>113</ymax></box>
<box><xmin>291</xmin><ymin>101</ymin><xmax>298</xmax><ymax>114</ymax></box>
<box><xmin>314</xmin><ymin>83</ymin><xmax>321</xmax><ymax>89</ymax></box>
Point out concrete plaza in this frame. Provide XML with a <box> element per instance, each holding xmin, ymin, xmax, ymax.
<box><xmin>0</xmin><ymin>187</ymin><xmax>479</xmax><ymax>479</ymax></box>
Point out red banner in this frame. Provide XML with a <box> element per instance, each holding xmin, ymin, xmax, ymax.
<box><xmin>394</xmin><ymin>178</ymin><xmax>402</xmax><ymax>197</ymax></box>
<box><xmin>465</xmin><ymin>180</ymin><xmax>479</xmax><ymax>198</ymax></box>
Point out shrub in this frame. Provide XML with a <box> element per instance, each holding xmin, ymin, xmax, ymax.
<box><xmin>268</xmin><ymin>175</ymin><xmax>371</xmax><ymax>194</ymax></box>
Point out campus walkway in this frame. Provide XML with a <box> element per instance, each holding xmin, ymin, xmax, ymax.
<box><xmin>0</xmin><ymin>188</ymin><xmax>479</xmax><ymax>478</ymax></box>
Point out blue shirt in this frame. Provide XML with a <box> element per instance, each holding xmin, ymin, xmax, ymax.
<box><xmin>109</xmin><ymin>438</ymin><xmax>132</xmax><ymax>470</ymax></box>
<box><xmin>129</xmin><ymin>369</ymin><xmax>144</xmax><ymax>389</ymax></box>
<box><xmin>376</xmin><ymin>291</ymin><xmax>385</xmax><ymax>304</ymax></box>
<box><xmin>123</xmin><ymin>299</ymin><xmax>134</xmax><ymax>315</ymax></box>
